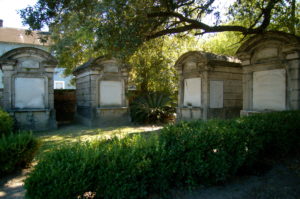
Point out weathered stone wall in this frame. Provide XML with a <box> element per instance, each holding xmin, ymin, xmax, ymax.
<box><xmin>207</xmin><ymin>66</ymin><xmax>243</xmax><ymax>119</ymax></box>
<box><xmin>74</xmin><ymin>70</ymin><xmax>93</xmax><ymax>126</ymax></box>
<box><xmin>93</xmin><ymin>107</ymin><xmax>129</xmax><ymax>126</ymax></box>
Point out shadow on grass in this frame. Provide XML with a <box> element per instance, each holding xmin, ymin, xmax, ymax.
<box><xmin>34</xmin><ymin>124</ymin><xmax>162</xmax><ymax>160</ymax></box>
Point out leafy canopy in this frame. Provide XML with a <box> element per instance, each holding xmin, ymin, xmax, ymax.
<box><xmin>19</xmin><ymin>0</ymin><xmax>299</xmax><ymax>70</ymax></box>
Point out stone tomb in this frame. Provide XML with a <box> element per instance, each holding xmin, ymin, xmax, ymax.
<box><xmin>73</xmin><ymin>57</ymin><xmax>129</xmax><ymax>126</ymax></box>
<box><xmin>0</xmin><ymin>47</ymin><xmax>57</xmax><ymax>130</ymax></box>
<box><xmin>175</xmin><ymin>51</ymin><xmax>243</xmax><ymax>120</ymax></box>
<box><xmin>236</xmin><ymin>32</ymin><xmax>300</xmax><ymax>115</ymax></box>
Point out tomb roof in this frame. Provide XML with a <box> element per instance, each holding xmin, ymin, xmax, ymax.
<box><xmin>175</xmin><ymin>51</ymin><xmax>241</xmax><ymax>69</ymax></box>
<box><xmin>236</xmin><ymin>31</ymin><xmax>300</xmax><ymax>56</ymax></box>
<box><xmin>0</xmin><ymin>47</ymin><xmax>57</xmax><ymax>68</ymax></box>
<box><xmin>73</xmin><ymin>56</ymin><xmax>126</xmax><ymax>74</ymax></box>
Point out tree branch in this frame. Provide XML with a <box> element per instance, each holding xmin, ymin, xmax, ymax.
<box><xmin>147</xmin><ymin>0</ymin><xmax>281</xmax><ymax>39</ymax></box>
<box><xmin>147</xmin><ymin>24</ymin><xmax>198</xmax><ymax>39</ymax></box>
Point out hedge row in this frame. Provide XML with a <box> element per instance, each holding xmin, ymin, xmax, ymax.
<box><xmin>25</xmin><ymin>111</ymin><xmax>300</xmax><ymax>199</ymax></box>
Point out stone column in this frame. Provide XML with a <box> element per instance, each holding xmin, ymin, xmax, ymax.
<box><xmin>284</xmin><ymin>49</ymin><xmax>300</xmax><ymax>110</ymax></box>
<box><xmin>1</xmin><ymin>63</ymin><xmax>15</xmax><ymax>110</ymax></box>
<box><xmin>242</xmin><ymin>72</ymin><xmax>253</xmax><ymax>111</ymax></box>
<box><xmin>202</xmin><ymin>71</ymin><xmax>209</xmax><ymax>120</ymax></box>
<box><xmin>176</xmin><ymin>66</ymin><xmax>183</xmax><ymax>120</ymax></box>
<box><xmin>238</xmin><ymin>54</ymin><xmax>252</xmax><ymax>115</ymax></box>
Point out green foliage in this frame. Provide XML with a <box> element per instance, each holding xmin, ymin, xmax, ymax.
<box><xmin>159</xmin><ymin>120</ymin><xmax>248</xmax><ymax>186</ymax></box>
<box><xmin>0</xmin><ymin>109</ymin><xmax>14</xmax><ymax>135</ymax></box>
<box><xmin>128</xmin><ymin>36</ymin><xmax>201</xmax><ymax>97</ymax></box>
<box><xmin>20</xmin><ymin>0</ymin><xmax>299</xmax><ymax>72</ymax></box>
<box><xmin>128</xmin><ymin>38</ymin><xmax>176</xmax><ymax>94</ymax></box>
<box><xmin>25</xmin><ymin>111</ymin><xmax>300</xmax><ymax>199</ymax></box>
<box><xmin>0</xmin><ymin>131</ymin><xmax>40</xmax><ymax>177</ymax></box>
<box><xmin>25</xmin><ymin>135</ymin><xmax>164</xmax><ymax>199</ymax></box>
<box><xmin>235</xmin><ymin>111</ymin><xmax>300</xmax><ymax>160</ymax></box>
<box><xmin>130</xmin><ymin>92</ymin><xmax>176</xmax><ymax>124</ymax></box>
<box><xmin>229</xmin><ymin>0</ymin><xmax>300</xmax><ymax>35</ymax></box>
<box><xmin>202</xmin><ymin>31</ymin><xmax>245</xmax><ymax>56</ymax></box>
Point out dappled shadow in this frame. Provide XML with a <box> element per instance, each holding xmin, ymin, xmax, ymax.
<box><xmin>0</xmin><ymin>169</ymin><xmax>30</xmax><ymax>199</ymax></box>
<box><xmin>34</xmin><ymin>124</ymin><xmax>163</xmax><ymax>159</ymax></box>
<box><xmin>0</xmin><ymin>184</ymin><xmax>25</xmax><ymax>199</ymax></box>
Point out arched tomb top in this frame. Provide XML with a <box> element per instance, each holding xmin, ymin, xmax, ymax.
<box><xmin>236</xmin><ymin>31</ymin><xmax>300</xmax><ymax>64</ymax></box>
<box><xmin>73</xmin><ymin>56</ymin><xmax>128</xmax><ymax>75</ymax></box>
<box><xmin>0</xmin><ymin>47</ymin><xmax>57</xmax><ymax>67</ymax></box>
<box><xmin>175</xmin><ymin>51</ymin><xmax>240</xmax><ymax>72</ymax></box>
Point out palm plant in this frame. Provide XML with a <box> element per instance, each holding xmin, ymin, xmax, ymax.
<box><xmin>130</xmin><ymin>92</ymin><xmax>176</xmax><ymax>124</ymax></box>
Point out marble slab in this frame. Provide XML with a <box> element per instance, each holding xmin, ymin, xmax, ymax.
<box><xmin>15</xmin><ymin>77</ymin><xmax>45</xmax><ymax>108</ymax></box>
<box><xmin>100</xmin><ymin>80</ymin><xmax>122</xmax><ymax>106</ymax></box>
<box><xmin>183</xmin><ymin>78</ymin><xmax>201</xmax><ymax>107</ymax></box>
<box><xmin>253</xmin><ymin>69</ymin><xmax>286</xmax><ymax>110</ymax></box>
<box><xmin>210</xmin><ymin>80</ymin><xmax>223</xmax><ymax>108</ymax></box>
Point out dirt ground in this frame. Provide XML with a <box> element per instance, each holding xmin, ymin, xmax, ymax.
<box><xmin>166</xmin><ymin>161</ymin><xmax>300</xmax><ymax>199</ymax></box>
<box><xmin>0</xmin><ymin>124</ymin><xmax>299</xmax><ymax>199</ymax></box>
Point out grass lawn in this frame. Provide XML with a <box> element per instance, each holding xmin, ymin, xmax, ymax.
<box><xmin>34</xmin><ymin>124</ymin><xmax>162</xmax><ymax>160</ymax></box>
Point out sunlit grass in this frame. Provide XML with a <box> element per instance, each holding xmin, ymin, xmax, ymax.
<box><xmin>34</xmin><ymin>124</ymin><xmax>162</xmax><ymax>160</ymax></box>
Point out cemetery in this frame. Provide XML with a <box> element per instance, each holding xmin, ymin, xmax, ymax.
<box><xmin>0</xmin><ymin>1</ymin><xmax>300</xmax><ymax>198</ymax></box>
<box><xmin>0</xmin><ymin>29</ymin><xmax>299</xmax><ymax>131</ymax></box>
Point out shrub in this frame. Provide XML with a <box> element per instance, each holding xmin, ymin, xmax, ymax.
<box><xmin>25</xmin><ymin>111</ymin><xmax>300</xmax><ymax>199</ymax></box>
<box><xmin>25</xmin><ymin>136</ymin><xmax>166</xmax><ymax>199</ymax></box>
<box><xmin>0</xmin><ymin>109</ymin><xmax>14</xmax><ymax>135</ymax></box>
<box><xmin>0</xmin><ymin>131</ymin><xmax>40</xmax><ymax>177</ymax></box>
<box><xmin>158</xmin><ymin>119</ymin><xmax>251</xmax><ymax>187</ymax></box>
<box><xmin>234</xmin><ymin>111</ymin><xmax>300</xmax><ymax>171</ymax></box>
<box><xmin>130</xmin><ymin>92</ymin><xmax>176</xmax><ymax>124</ymax></box>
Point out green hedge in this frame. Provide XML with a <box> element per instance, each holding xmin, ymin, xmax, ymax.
<box><xmin>25</xmin><ymin>111</ymin><xmax>300</xmax><ymax>199</ymax></box>
<box><xmin>0</xmin><ymin>109</ymin><xmax>14</xmax><ymax>135</ymax></box>
<box><xmin>0</xmin><ymin>131</ymin><xmax>40</xmax><ymax>177</ymax></box>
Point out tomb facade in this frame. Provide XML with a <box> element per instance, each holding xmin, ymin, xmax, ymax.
<box><xmin>236</xmin><ymin>31</ymin><xmax>300</xmax><ymax>115</ymax></box>
<box><xmin>0</xmin><ymin>47</ymin><xmax>57</xmax><ymax>130</ymax></box>
<box><xmin>175</xmin><ymin>51</ymin><xmax>243</xmax><ymax>120</ymax></box>
<box><xmin>73</xmin><ymin>57</ymin><xmax>130</xmax><ymax>126</ymax></box>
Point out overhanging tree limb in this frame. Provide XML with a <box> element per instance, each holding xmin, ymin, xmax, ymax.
<box><xmin>147</xmin><ymin>0</ymin><xmax>282</xmax><ymax>39</ymax></box>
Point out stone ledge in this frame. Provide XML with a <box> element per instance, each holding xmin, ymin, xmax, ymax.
<box><xmin>178</xmin><ymin>106</ymin><xmax>202</xmax><ymax>110</ymax></box>
<box><xmin>8</xmin><ymin>108</ymin><xmax>51</xmax><ymax>112</ymax></box>
<box><xmin>97</xmin><ymin>107</ymin><xmax>128</xmax><ymax>110</ymax></box>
